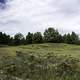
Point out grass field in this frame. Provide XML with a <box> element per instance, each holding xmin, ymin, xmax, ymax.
<box><xmin>0</xmin><ymin>43</ymin><xmax>80</xmax><ymax>80</ymax></box>
<box><xmin>0</xmin><ymin>43</ymin><xmax>80</xmax><ymax>58</ymax></box>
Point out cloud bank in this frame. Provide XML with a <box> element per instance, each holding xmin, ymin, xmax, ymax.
<box><xmin>0</xmin><ymin>0</ymin><xmax>80</xmax><ymax>35</ymax></box>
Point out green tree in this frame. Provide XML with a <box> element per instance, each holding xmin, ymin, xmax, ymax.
<box><xmin>0</xmin><ymin>32</ymin><xmax>11</xmax><ymax>45</ymax></box>
<box><xmin>33</xmin><ymin>32</ymin><xmax>43</xmax><ymax>43</ymax></box>
<box><xmin>14</xmin><ymin>33</ymin><xmax>24</xmax><ymax>45</ymax></box>
<box><xmin>66</xmin><ymin>33</ymin><xmax>72</xmax><ymax>44</ymax></box>
<box><xmin>63</xmin><ymin>32</ymin><xmax>79</xmax><ymax>44</ymax></box>
<box><xmin>57</xmin><ymin>34</ymin><xmax>63</xmax><ymax>43</ymax></box>
<box><xmin>71</xmin><ymin>32</ymin><xmax>79</xmax><ymax>44</ymax></box>
<box><xmin>26</xmin><ymin>32</ymin><xmax>33</xmax><ymax>44</ymax></box>
<box><xmin>44</xmin><ymin>27</ymin><xmax>60</xmax><ymax>43</ymax></box>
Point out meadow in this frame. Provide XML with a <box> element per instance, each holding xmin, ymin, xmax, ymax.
<box><xmin>0</xmin><ymin>43</ymin><xmax>80</xmax><ymax>80</ymax></box>
<box><xmin>0</xmin><ymin>43</ymin><xmax>80</xmax><ymax>57</ymax></box>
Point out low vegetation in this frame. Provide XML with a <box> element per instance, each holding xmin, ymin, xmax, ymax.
<box><xmin>0</xmin><ymin>51</ymin><xmax>80</xmax><ymax>80</ymax></box>
<box><xmin>0</xmin><ymin>43</ymin><xmax>80</xmax><ymax>80</ymax></box>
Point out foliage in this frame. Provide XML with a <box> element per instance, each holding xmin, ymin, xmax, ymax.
<box><xmin>44</xmin><ymin>27</ymin><xmax>61</xmax><ymax>43</ymax></box>
<box><xmin>63</xmin><ymin>32</ymin><xmax>79</xmax><ymax>44</ymax></box>
<box><xmin>14</xmin><ymin>33</ymin><xmax>24</xmax><ymax>45</ymax></box>
<box><xmin>0</xmin><ymin>32</ymin><xmax>11</xmax><ymax>45</ymax></box>
<box><xmin>26</xmin><ymin>32</ymin><xmax>33</xmax><ymax>44</ymax></box>
<box><xmin>32</xmin><ymin>32</ymin><xmax>43</xmax><ymax>43</ymax></box>
<box><xmin>0</xmin><ymin>27</ymin><xmax>80</xmax><ymax>45</ymax></box>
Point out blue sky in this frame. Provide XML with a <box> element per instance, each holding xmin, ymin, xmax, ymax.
<box><xmin>0</xmin><ymin>0</ymin><xmax>80</xmax><ymax>35</ymax></box>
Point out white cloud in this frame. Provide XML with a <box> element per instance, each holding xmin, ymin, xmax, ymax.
<box><xmin>0</xmin><ymin>0</ymin><xmax>80</xmax><ymax>35</ymax></box>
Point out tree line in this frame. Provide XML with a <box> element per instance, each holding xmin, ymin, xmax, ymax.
<box><xmin>0</xmin><ymin>27</ymin><xmax>79</xmax><ymax>45</ymax></box>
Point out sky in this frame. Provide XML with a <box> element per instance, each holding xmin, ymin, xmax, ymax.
<box><xmin>0</xmin><ymin>0</ymin><xmax>80</xmax><ymax>35</ymax></box>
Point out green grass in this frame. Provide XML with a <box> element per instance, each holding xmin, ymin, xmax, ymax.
<box><xmin>0</xmin><ymin>43</ymin><xmax>80</xmax><ymax>58</ymax></box>
<box><xmin>0</xmin><ymin>43</ymin><xmax>80</xmax><ymax>80</ymax></box>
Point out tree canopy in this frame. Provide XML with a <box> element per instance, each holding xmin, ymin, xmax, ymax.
<box><xmin>0</xmin><ymin>27</ymin><xmax>79</xmax><ymax>45</ymax></box>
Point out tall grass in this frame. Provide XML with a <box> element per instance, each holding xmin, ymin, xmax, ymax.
<box><xmin>0</xmin><ymin>51</ymin><xmax>79</xmax><ymax>80</ymax></box>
